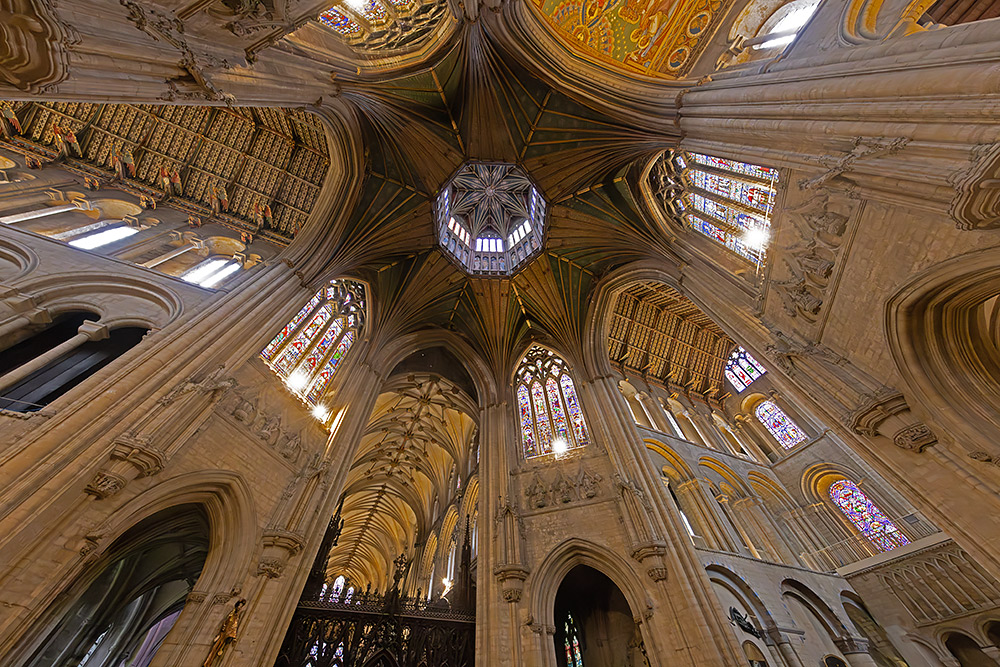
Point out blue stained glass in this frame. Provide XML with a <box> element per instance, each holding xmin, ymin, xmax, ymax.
<box><xmin>755</xmin><ymin>400</ymin><xmax>806</xmax><ymax>449</ymax></box>
<box><xmin>830</xmin><ymin>480</ymin><xmax>909</xmax><ymax>552</ymax></box>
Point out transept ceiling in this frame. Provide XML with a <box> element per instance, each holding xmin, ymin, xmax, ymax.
<box><xmin>3</xmin><ymin>102</ymin><xmax>329</xmax><ymax>244</ymax></box>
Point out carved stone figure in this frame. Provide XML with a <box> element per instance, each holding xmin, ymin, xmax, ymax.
<box><xmin>278</xmin><ymin>431</ymin><xmax>302</xmax><ymax>462</ymax></box>
<box><xmin>203</xmin><ymin>598</ymin><xmax>246</xmax><ymax>667</ymax></box>
<box><xmin>524</xmin><ymin>474</ymin><xmax>548</xmax><ymax>509</ymax></box>
<box><xmin>257</xmin><ymin>415</ymin><xmax>281</xmax><ymax>446</ymax></box>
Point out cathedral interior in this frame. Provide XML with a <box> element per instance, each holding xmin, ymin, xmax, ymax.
<box><xmin>0</xmin><ymin>0</ymin><xmax>999</xmax><ymax>665</ymax></box>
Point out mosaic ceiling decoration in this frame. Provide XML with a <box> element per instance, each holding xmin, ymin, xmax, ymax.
<box><xmin>436</xmin><ymin>162</ymin><xmax>546</xmax><ymax>277</ymax></box>
<box><xmin>532</xmin><ymin>0</ymin><xmax>731</xmax><ymax>77</ymax></box>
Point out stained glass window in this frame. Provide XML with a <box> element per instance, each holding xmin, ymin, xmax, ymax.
<box><xmin>657</xmin><ymin>151</ymin><xmax>778</xmax><ymax>265</ymax></box>
<box><xmin>725</xmin><ymin>347</ymin><xmax>767</xmax><ymax>392</ymax></box>
<box><xmin>331</xmin><ymin>575</ymin><xmax>346</xmax><ymax>601</ymax></box>
<box><xmin>563</xmin><ymin>612</ymin><xmax>584</xmax><ymax>667</ymax></box>
<box><xmin>261</xmin><ymin>279</ymin><xmax>365</xmax><ymax>415</ymax></box>
<box><xmin>754</xmin><ymin>400</ymin><xmax>807</xmax><ymax>449</ymax></box>
<box><xmin>317</xmin><ymin>7</ymin><xmax>363</xmax><ymax>36</ymax></box>
<box><xmin>829</xmin><ymin>480</ymin><xmax>909</xmax><ymax>552</ymax></box>
<box><xmin>515</xmin><ymin>346</ymin><xmax>589</xmax><ymax>459</ymax></box>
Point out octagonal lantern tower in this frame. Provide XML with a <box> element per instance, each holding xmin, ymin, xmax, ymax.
<box><xmin>436</xmin><ymin>161</ymin><xmax>547</xmax><ymax>277</ymax></box>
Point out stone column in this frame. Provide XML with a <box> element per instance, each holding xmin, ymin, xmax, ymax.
<box><xmin>140</xmin><ymin>242</ymin><xmax>197</xmax><ymax>268</ymax></box>
<box><xmin>765</xmin><ymin>627</ymin><xmax>806</xmax><ymax>667</ymax></box>
<box><xmin>0</xmin><ymin>320</ymin><xmax>108</xmax><ymax>394</ymax></box>
<box><xmin>677</xmin><ymin>478</ymin><xmax>739</xmax><ymax>553</ymax></box>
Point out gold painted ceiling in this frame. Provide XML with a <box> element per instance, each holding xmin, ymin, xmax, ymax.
<box><xmin>531</xmin><ymin>0</ymin><xmax>732</xmax><ymax>77</ymax></box>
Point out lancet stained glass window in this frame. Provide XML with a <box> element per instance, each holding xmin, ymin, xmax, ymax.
<box><xmin>725</xmin><ymin>347</ymin><xmax>767</xmax><ymax>392</ymax></box>
<box><xmin>563</xmin><ymin>612</ymin><xmax>584</xmax><ymax>667</ymax></box>
<box><xmin>754</xmin><ymin>400</ymin><xmax>806</xmax><ymax>449</ymax></box>
<box><xmin>829</xmin><ymin>480</ymin><xmax>909</xmax><ymax>552</ymax></box>
<box><xmin>515</xmin><ymin>346</ymin><xmax>589</xmax><ymax>459</ymax></box>
<box><xmin>653</xmin><ymin>151</ymin><xmax>778</xmax><ymax>265</ymax></box>
<box><xmin>261</xmin><ymin>279</ymin><xmax>365</xmax><ymax>413</ymax></box>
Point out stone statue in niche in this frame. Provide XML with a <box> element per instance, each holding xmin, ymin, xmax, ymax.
<box><xmin>552</xmin><ymin>473</ymin><xmax>574</xmax><ymax>504</ymax></box>
<box><xmin>278</xmin><ymin>431</ymin><xmax>302</xmax><ymax>463</ymax></box>
<box><xmin>577</xmin><ymin>466</ymin><xmax>601</xmax><ymax>499</ymax></box>
<box><xmin>256</xmin><ymin>415</ymin><xmax>281</xmax><ymax>446</ymax></box>
<box><xmin>524</xmin><ymin>474</ymin><xmax>548</xmax><ymax>509</ymax></box>
<box><xmin>232</xmin><ymin>393</ymin><xmax>257</xmax><ymax>425</ymax></box>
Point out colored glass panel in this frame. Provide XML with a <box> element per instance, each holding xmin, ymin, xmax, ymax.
<box><xmin>300</xmin><ymin>318</ymin><xmax>346</xmax><ymax>375</ymax></box>
<box><xmin>725</xmin><ymin>347</ymin><xmax>766</xmax><ymax>392</ymax></box>
<box><xmin>331</xmin><ymin>575</ymin><xmax>345</xmax><ymax>600</ymax></box>
<box><xmin>685</xmin><ymin>214</ymin><xmax>761</xmax><ymax>263</ymax></box>
<box><xmin>317</xmin><ymin>7</ymin><xmax>362</xmax><ymax>34</ymax></box>
<box><xmin>546</xmin><ymin>376</ymin><xmax>569</xmax><ymax>442</ymax></box>
<box><xmin>274</xmin><ymin>303</ymin><xmax>334</xmax><ymax>375</ymax></box>
<box><xmin>829</xmin><ymin>480</ymin><xmax>909</xmax><ymax>552</ymax></box>
<box><xmin>360</xmin><ymin>0</ymin><xmax>387</xmax><ymax>22</ymax></box>
<box><xmin>689</xmin><ymin>152</ymin><xmax>779</xmax><ymax>181</ymax></box>
<box><xmin>262</xmin><ymin>292</ymin><xmax>321</xmax><ymax>360</ymax></box>
<box><xmin>689</xmin><ymin>170</ymin><xmax>774</xmax><ymax>213</ymax></box>
<box><xmin>517</xmin><ymin>384</ymin><xmax>536</xmax><ymax>458</ymax></box>
<box><xmin>754</xmin><ymin>400</ymin><xmax>807</xmax><ymax>449</ymax></box>
<box><xmin>560</xmin><ymin>374</ymin><xmax>588</xmax><ymax>445</ymax></box>
<box><xmin>531</xmin><ymin>382</ymin><xmax>553</xmax><ymax>454</ymax></box>
<box><xmin>688</xmin><ymin>193</ymin><xmax>768</xmax><ymax>232</ymax></box>
<box><xmin>307</xmin><ymin>330</ymin><xmax>355</xmax><ymax>403</ymax></box>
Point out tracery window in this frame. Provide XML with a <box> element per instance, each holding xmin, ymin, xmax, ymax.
<box><xmin>652</xmin><ymin>152</ymin><xmax>778</xmax><ymax>265</ymax></box>
<box><xmin>317</xmin><ymin>0</ymin><xmax>449</xmax><ymax>51</ymax></box>
<box><xmin>563</xmin><ymin>612</ymin><xmax>584</xmax><ymax>667</ymax></box>
<box><xmin>725</xmin><ymin>347</ymin><xmax>767</xmax><ymax>392</ymax></box>
<box><xmin>261</xmin><ymin>279</ymin><xmax>365</xmax><ymax>413</ymax></box>
<box><xmin>754</xmin><ymin>400</ymin><xmax>806</xmax><ymax>449</ymax></box>
<box><xmin>829</xmin><ymin>480</ymin><xmax>909</xmax><ymax>552</ymax></box>
<box><xmin>514</xmin><ymin>346</ymin><xmax>589</xmax><ymax>459</ymax></box>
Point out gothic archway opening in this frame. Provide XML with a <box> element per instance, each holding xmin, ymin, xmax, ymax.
<box><xmin>552</xmin><ymin>565</ymin><xmax>646</xmax><ymax>667</ymax></box>
<box><xmin>945</xmin><ymin>633</ymin><xmax>1000</xmax><ymax>667</ymax></box>
<box><xmin>17</xmin><ymin>504</ymin><xmax>210</xmax><ymax>667</ymax></box>
<box><xmin>0</xmin><ymin>310</ymin><xmax>147</xmax><ymax>412</ymax></box>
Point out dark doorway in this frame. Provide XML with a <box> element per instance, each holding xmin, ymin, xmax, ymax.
<box><xmin>17</xmin><ymin>504</ymin><xmax>210</xmax><ymax>667</ymax></box>
<box><xmin>553</xmin><ymin>565</ymin><xmax>647</xmax><ymax>667</ymax></box>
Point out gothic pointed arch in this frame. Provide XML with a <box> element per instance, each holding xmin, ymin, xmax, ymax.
<box><xmin>512</xmin><ymin>344</ymin><xmax>590</xmax><ymax>460</ymax></box>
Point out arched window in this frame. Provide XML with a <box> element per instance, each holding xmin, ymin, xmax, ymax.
<box><xmin>330</xmin><ymin>575</ymin><xmax>346</xmax><ymax>601</ymax></box>
<box><xmin>752</xmin><ymin>0</ymin><xmax>821</xmax><ymax>50</ymax></box>
<box><xmin>563</xmin><ymin>611</ymin><xmax>584</xmax><ymax>667</ymax></box>
<box><xmin>654</xmin><ymin>152</ymin><xmax>779</xmax><ymax>265</ymax></box>
<box><xmin>754</xmin><ymin>400</ymin><xmax>807</xmax><ymax>449</ymax></box>
<box><xmin>261</xmin><ymin>279</ymin><xmax>365</xmax><ymax>413</ymax></box>
<box><xmin>829</xmin><ymin>480</ymin><xmax>909</xmax><ymax>552</ymax></box>
<box><xmin>182</xmin><ymin>257</ymin><xmax>242</xmax><ymax>288</ymax></box>
<box><xmin>67</xmin><ymin>222</ymin><xmax>139</xmax><ymax>250</ymax></box>
<box><xmin>514</xmin><ymin>345</ymin><xmax>589</xmax><ymax>459</ymax></box>
<box><xmin>725</xmin><ymin>346</ymin><xmax>767</xmax><ymax>392</ymax></box>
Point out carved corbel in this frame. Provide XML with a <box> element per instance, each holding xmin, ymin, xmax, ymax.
<box><xmin>257</xmin><ymin>528</ymin><xmax>306</xmax><ymax>578</ymax></box>
<box><xmin>949</xmin><ymin>142</ymin><xmax>1000</xmax><ymax>230</ymax></box>
<box><xmin>846</xmin><ymin>390</ymin><xmax>937</xmax><ymax>452</ymax></box>
<box><xmin>84</xmin><ymin>433</ymin><xmax>168</xmax><ymax>499</ymax></box>
<box><xmin>494</xmin><ymin>564</ymin><xmax>530</xmax><ymax>603</ymax></box>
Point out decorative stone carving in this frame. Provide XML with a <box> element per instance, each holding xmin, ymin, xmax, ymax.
<box><xmin>84</xmin><ymin>433</ymin><xmax>169</xmax><ymax>499</ymax></box>
<box><xmin>845</xmin><ymin>389</ymin><xmax>908</xmax><ymax>437</ymax></box>
<box><xmin>798</xmin><ymin>136</ymin><xmax>911</xmax><ymax>191</ymax></box>
<box><xmin>84</xmin><ymin>471</ymin><xmax>128</xmax><ymax>499</ymax></box>
<box><xmin>523</xmin><ymin>466</ymin><xmax>603</xmax><ymax>510</ymax></box>
<box><xmin>772</xmin><ymin>192</ymin><xmax>851</xmax><ymax>322</ymax></box>
<box><xmin>833</xmin><ymin>636</ymin><xmax>870</xmax><ymax>655</ymax></box>
<box><xmin>892</xmin><ymin>424</ymin><xmax>938</xmax><ymax>452</ymax></box>
<box><xmin>647</xmin><ymin>566</ymin><xmax>669</xmax><ymax>582</ymax></box>
<box><xmin>159</xmin><ymin>365</ymin><xmax>236</xmax><ymax>405</ymax></box>
<box><xmin>0</xmin><ymin>0</ymin><xmax>76</xmax><ymax>93</ymax></box>
<box><xmin>969</xmin><ymin>451</ymin><xmax>1000</xmax><ymax>467</ymax></box>
<box><xmin>257</xmin><ymin>557</ymin><xmax>285</xmax><ymax>578</ymax></box>
<box><xmin>949</xmin><ymin>142</ymin><xmax>1000</xmax><ymax>230</ymax></box>
<box><xmin>494</xmin><ymin>564</ymin><xmax>529</xmax><ymax>603</ymax></box>
<box><xmin>187</xmin><ymin>592</ymin><xmax>208</xmax><ymax>604</ymax></box>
